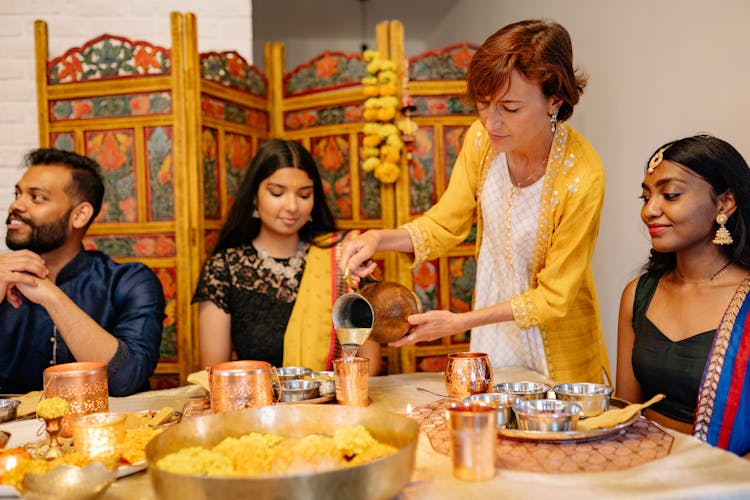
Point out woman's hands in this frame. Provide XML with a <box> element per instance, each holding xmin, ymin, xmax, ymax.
<box><xmin>389</xmin><ymin>309</ymin><xmax>467</xmax><ymax>347</ymax></box>
<box><xmin>339</xmin><ymin>231</ymin><xmax>382</xmax><ymax>284</ymax></box>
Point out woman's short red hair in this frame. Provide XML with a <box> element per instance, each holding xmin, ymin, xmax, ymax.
<box><xmin>467</xmin><ymin>19</ymin><xmax>587</xmax><ymax>122</ymax></box>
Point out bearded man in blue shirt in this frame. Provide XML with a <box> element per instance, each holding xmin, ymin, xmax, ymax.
<box><xmin>0</xmin><ymin>148</ymin><xmax>164</xmax><ymax>396</ymax></box>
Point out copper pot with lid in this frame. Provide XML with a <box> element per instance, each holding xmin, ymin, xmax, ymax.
<box><xmin>333</xmin><ymin>269</ymin><xmax>422</xmax><ymax>344</ymax></box>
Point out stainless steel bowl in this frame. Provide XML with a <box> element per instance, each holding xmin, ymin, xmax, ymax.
<box><xmin>276</xmin><ymin>366</ymin><xmax>312</xmax><ymax>382</ymax></box>
<box><xmin>22</xmin><ymin>463</ymin><xmax>117</xmax><ymax>500</ymax></box>
<box><xmin>464</xmin><ymin>392</ymin><xmax>520</xmax><ymax>429</ymax></box>
<box><xmin>279</xmin><ymin>380</ymin><xmax>320</xmax><ymax>402</ymax></box>
<box><xmin>493</xmin><ymin>381</ymin><xmax>550</xmax><ymax>400</ymax></box>
<box><xmin>0</xmin><ymin>399</ymin><xmax>19</xmax><ymax>423</ymax></box>
<box><xmin>146</xmin><ymin>404</ymin><xmax>419</xmax><ymax>500</ymax></box>
<box><xmin>308</xmin><ymin>371</ymin><xmax>335</xmax><ymax>395</ymax></box>
<box><xmin>553</xmin><ymin>382</ymin><xmax>613</xmax><ymax>418</ymax></box>
<box><xmin>513</xmin><ymin>399</ymin><xmax>582</xmax><ymax>432</ymax></box>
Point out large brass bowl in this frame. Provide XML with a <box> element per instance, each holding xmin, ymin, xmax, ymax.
<box><xmin>146</xmin><ymin>404</ymin><xmax>419</xmax><ymax>500</ymax></box>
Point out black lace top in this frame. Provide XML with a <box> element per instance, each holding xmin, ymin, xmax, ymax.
<box><xmin>631</xmin><ymin>272</ymin><xmax>715</xmax><ymax>423</ymax></box>
<box><xmin>192</xmin><ymin>244</ymin><xmax>306</xmax><ymax>367</ymax></box>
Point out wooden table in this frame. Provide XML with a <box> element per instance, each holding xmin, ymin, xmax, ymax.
<box><xmin>100</xmin><ymin>368</ymin><xmax>750</xmax><ymax>500</ymax></box>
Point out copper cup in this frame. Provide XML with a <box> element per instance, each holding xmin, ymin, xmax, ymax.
<box><xmin>447</xmin><ymin>402</ymin><xmax>497</xmax><ymax>481</ymax></box>
<box><xmin>333</xmin><ymin>357</ymin><xmax>369</xmax><ymax>406</ymax></box>
<box><xmin>445</xmin><ymin>352</ymin><xmax>492</xmax><ymax>400</ymax></box>
<box><xmin>209</xmin><ymin>360</ymin><xmax>277</xmax><ymax>413</ymax></box>
<box><xmin>43</xmin><ymin>362</ymin><xmax>108</xmax><ymax>437</ymax></box>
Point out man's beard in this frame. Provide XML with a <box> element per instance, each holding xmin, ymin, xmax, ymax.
<box><xmin>6</xmin><ymin>207</ymin><xmax>72</xmax><ymax>254</ymax></box>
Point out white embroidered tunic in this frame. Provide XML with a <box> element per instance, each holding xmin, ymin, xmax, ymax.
<box><xmin>471</xmin><ymin>152</ymin><xmax>548</xmax><ymax>375</ymax></box>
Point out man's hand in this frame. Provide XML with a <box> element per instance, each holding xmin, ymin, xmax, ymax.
<box><xmin>0</xmin><ymin>250</ymin><xmax>48</xmax><ymax>308</ymax></box>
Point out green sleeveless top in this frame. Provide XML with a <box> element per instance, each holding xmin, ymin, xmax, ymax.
<box><xmin>632</xmin><ymin>272</ymin><xmax>715</xmax><ymax>424</ymax></box>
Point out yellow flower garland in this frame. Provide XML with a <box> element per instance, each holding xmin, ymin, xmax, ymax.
<box><xmin>360</xmin><ymin>50</ymin><xmax>403</xmax><ymax>184</ymax></box>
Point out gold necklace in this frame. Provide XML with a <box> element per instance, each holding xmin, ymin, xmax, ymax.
<box><xmin>674</xmin><ymin>261</ymin><xmax>732</xmax><ymax>284</ymax></box>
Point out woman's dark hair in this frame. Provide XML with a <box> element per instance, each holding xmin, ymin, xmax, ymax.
<box><xmin>212</xmin><ymin>139</ymin><xmax>338</xmax><ymax>255</ymax></box>
<box><xmin>644</xmin><ymin>135</ymin><xmax>750</xmax><ymax>274</ymax></box>
<box><xmin>25</xmin><ymin>148</ymin><xmax>104</xmax><ymax>228</ymax></box>
<box><xmin>466</xmin><ymin>19</ymin><xmax>587</xmax><ymax>122</ymax></box>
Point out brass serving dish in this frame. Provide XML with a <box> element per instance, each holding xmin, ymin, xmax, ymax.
<box><xmin>146</xmin><ymin>405</ymin><xmax>419</xmax><ymax>500</ymax></box>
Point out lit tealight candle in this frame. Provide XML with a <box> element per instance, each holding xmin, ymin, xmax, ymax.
<box><xmin>72</xmin><ymin>413</ymin><xmax>126</xmax><ymax>469</ymax></box>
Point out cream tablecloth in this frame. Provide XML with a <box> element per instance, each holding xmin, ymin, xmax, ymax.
<box><xmin>99</xmin><ymin>368</ymin><xmax>750</xmax><ymax>500</ymax></box>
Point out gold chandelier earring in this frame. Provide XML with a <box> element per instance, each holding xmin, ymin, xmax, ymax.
<box><xmin>713</xmin><ymin>213</ymin><xmax>733</xmax><ymax>245</ymax></box>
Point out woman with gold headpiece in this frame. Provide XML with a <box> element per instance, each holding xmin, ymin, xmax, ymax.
<box><xmin>193</xmin><ymin>139</ymin><xmax>381</xmax><ymax>375</ymax></box>
<box><xmin>616</xmin><ymin>135</ymin><xmax>750</xmax><ymax>457</ymax></box>
<box><xmin>340</xmin><ymin>20</ymin><xmax>610</xmax><ymax>384</ymax></box>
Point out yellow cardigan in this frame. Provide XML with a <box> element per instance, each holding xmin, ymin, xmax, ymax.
<box><xmin>404</xmin><ymin>120</ymin><xmax>610</xmax><ymax>383</ymax></box>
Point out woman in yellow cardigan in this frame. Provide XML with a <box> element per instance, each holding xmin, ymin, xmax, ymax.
<box><xmin>341</xmin><ymin>19</ymin><xmax>610</xmax><ymax>383</ymax></box>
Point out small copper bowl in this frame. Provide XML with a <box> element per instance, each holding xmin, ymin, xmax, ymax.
<box><xmin>493</xmin><ymin>381</ymin><xmax>550</xmax><ymax>401</ymax></box>
<box><xmin>553</xmin><ymin>383</ymin><xmax>613</xmax><ymax>418</ymax></box>
<box><xmin>513</xmin><ymin>399</ymin><xmax>582</xmax><ymax>432</ymax></box>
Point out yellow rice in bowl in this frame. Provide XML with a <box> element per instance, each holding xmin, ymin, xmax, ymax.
<box><xmin>155</xmin><ymin>425</ymin><xmax>396</xmax><ymax>477</ymax></box>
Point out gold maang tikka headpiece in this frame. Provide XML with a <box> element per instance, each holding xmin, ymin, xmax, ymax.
<box><xmin>647</xmin><ymin>145</ymin><xmax>670</xmax><ymax>174</ymax></box>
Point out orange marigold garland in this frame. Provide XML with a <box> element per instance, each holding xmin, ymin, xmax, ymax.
<box><xmin>360</xmin><ymin>50</ymin><xmax>403</xmax><ymax>184</ymax></box>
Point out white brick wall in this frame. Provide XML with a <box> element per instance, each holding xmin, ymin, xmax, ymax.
<box><xmin>0</xmin><ymin>0</ymin><xmax>252</xmax><ymax>250</ymax></box>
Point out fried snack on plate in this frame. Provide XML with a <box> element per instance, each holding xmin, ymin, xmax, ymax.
<box><xmin>578</xmin><ymin>393</ymin><xmax>665</xmax><ymax>430</ymax></box>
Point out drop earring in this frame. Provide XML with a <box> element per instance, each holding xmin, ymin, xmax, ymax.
<box><xmin>251</xmin><ymin>204</ymin><xmax>260</xmax><ymax>219</ymax></box>
<box><xmin>550</xmin><ymin>109</ymin><xmax>559</xmax><ymax>134</ymax></box>
<box><xmin>713</xmin><ymin>213</ymin><xmax>733</xmax><ymax>245</ymax></box>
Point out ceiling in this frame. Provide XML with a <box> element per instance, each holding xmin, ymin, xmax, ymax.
<box><xmin>251</xmin><ymin>0</ymin><xmax>460</xmax><ymax>67</ymax></box>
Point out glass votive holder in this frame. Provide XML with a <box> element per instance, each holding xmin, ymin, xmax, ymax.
<box><xmin>72</xmin><ymin>413</ymin><xmax>126</xmax><ymax>469</ymax></box>
<box><xmin>43</xmin><ymin>362</ymin><xmax>108</xmax><ymax>438</ymax></box>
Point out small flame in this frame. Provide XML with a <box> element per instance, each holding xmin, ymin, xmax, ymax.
<box><xmin>405</xmin><ymin>403</ymin><xmax>413</xmax><ymax>416</ymax></box>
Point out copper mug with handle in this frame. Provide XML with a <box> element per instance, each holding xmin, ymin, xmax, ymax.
<box><xmin>336</xmin><ymin>268</ymin><xmax>422</xmax><ymax>344</ymax></box>
<box><xmin>445</xmin><ymin>352</ymin><xmax>493</xmax><ymax>399</ymax></box>
<box><xmin>209</xmin><ymin>360</ymin><xmax>280</xmax><ymax>413</ymax></box>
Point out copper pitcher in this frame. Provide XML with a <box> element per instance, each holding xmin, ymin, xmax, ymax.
<box><xmin>335</xmin><ymin>269</ymin><xmax>422</xmax><ymax>344</ymax></box>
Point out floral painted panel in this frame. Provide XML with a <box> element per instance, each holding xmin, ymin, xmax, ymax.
<box><xmin>359</xmin><ymin>168</ymin><xmax>381</xmax><ymax>219</ymax></box>
<box><xmin>412</xmin><ymin>96</ymin><xmax>474</xmax><ymax>117</ymax></box>
<box><xmin>201</xmin><ymin>95</ymin><xmax>268</xmax><ymax>130</ymax></box>
<box><xmin>410</xmin><ymin>127</ymin><xmax>436</xmax><ymax>215</ymax></box>
<box><xmin>224</xmin><ymin>133</ymin><xmax>253</xmax><ymax>208</ymax></box>
<box><xmin>284</xmin><ymin>104</ymin><xmax>363</xmax><ymax>130</ymax></box>
<box><xmin>202</xmin><ymin>128</ymin><xmax>220</xmax><ymax>219</ymax></box>
<box><xmin>442</xmin><ymin>126</ymin><xmax>469</xmax><ymax>182</ymax></box>
<box><xmin>449</xmin><ymin>256</ymin><xmax>476</xmax><ymax>343</ymax></box>
<box><xmin>50</xmin><ymin>92</ymin><xmax>171</xmax><ymax>121</ymax></box>
<box><xmin>311</xmin><ymin>135</ymin><xmax>352</xmax><ymax>219</ymax></box>
<box><xmin>413</xmin><ymin>259</ymin><xmax>445</xmax><ymax>350</ymax></box>
<box><xmin>145</xmin><ymin>126</ymin><xmax>174</xmax><ymax>221</ymax></box>
<box><xmin>416</xmin><ymin>355</ymin><xmax>450</xmax><ymax>373</ymax></box>
<box><xmin>49</xmin><ymin>35</ymin><xmax>170</xmax><ymax>84</ymax></box>
<box><xmin>149</xmin><ymin>374</ymin><xmax>180</xmax><ymax>390</ymax></box>
<box><xmin>408</xmin><ymin>42</ymin><xmax>478</xmax><ymax>81</ymax></box>
<box><xmin>284</xmin><ymin>52</ymin><xmax>366</xmax><ymax>96</ymax></box>
<box><xmin>413</xmin><ymin>259</ymin><xmax>440</xmax><ymax>313</ymax></box>
<box><xmin>83</xmin><ymin>234</ymin><xmax>177</xmax><ymax>258</ymax></box>
<box><xmin>85</xmin><ymin>129</ymin><xmax>136</xmax><ymax>222</ymax></box>
<box><xmin>50</xmin><ymin>132</ymin><xmax>75</xmax><ymax>151</ymax></box>
<box><xmin>154</xmin><ymin>267</ymin><xmax>178</xmax><ymax>361</ymax></box>
<box><xmin>200</xmin><ymin>51</ymin><xmax>267</xmax><ymax>96</ymax></box>
<box><xmin>204</xmin><ymin>230</ymin><xmax>220</xmax><ymax>255</ymax></box>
